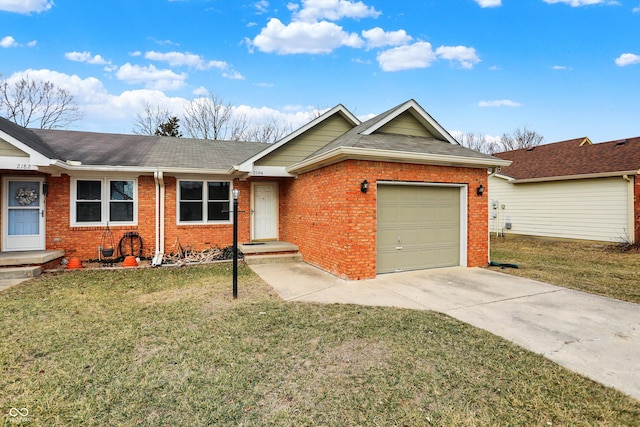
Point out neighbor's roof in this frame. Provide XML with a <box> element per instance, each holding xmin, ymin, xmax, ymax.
<box><xmin>28</xmin><ymin>128</ymin><xmax>268</xmax><ymax>171</ymax></box>
<box><xmin>494</xmin><ymin>136</ymin><xmax>640</xmax><ymax>181</ymax></box>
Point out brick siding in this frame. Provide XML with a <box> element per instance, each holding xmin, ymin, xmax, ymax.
<box><xmin>278</xmin><ymin>160</ymin><xmax>489</xmax><ymax>280</ymax></box>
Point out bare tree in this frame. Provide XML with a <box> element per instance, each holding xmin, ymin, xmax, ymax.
<box><xmin>456</xmin><ymin>132</ymin><xmax>500</xmax><ymax>155</ymax></box>
<box><xmin>242</xmin><ymin>118</ymin><xmax>292</xmax><ymax>143</ymax></box>
<box><xmin>499</xmin><ymin>126</ymin><xmax>544</xmax><ymax>151</ymax></box>
<box><xmin>0</xmin><ymin>75</ymin><xmax>82</xmax><ymax>129</ymax></box>
<box><xmin>133</xmin><ymin>101</ymin><xmax>171</xmax><ymax>135</ymax></box>
<box><xmin>181</xmin><ymin>92</ymin><xmax>241</xmax><ymax>140</ymax></box>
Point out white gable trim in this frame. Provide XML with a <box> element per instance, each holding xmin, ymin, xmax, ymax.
<box><xmin>359</xmin><ymin>99</ymin><xmax>460</xmax><ymax>145</ymax></box>
<box><xmin>287</xmin><ymin>146</ymin><xmax>512</xmax><ymax>174</ymax></box>
<box><xmin>0</xmin><ymin>129</ymin><xmax>55</xmax><ymax>168</ymax></box>
<box><xmin>236</xmin><ymin>104</ymin><xmax>360</xmax><ymax>173</ymax></box>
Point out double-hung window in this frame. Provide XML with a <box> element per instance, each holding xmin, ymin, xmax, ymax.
<box><xmin>72</xmin><ymin>178</ymin><xmax>137</xmax><ymax>226</ymax></box>
<box><xmin>178</xmin><ymin>180</ymin><xmax>231</xmax><ymax>223</ymax></box>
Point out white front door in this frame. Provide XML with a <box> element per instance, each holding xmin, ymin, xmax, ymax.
<box><xmin>251</xmin><ymin>182</ymin><xmax>278</xmax><ymax>241</ymax></box>
<box><xmin>2</xmin><ymin>177</ymin><xmax>46</xmax><ymax>251</ymax></box>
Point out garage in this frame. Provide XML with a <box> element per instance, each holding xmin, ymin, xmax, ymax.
<box><xmin>377</xmin><ymin>184</ymin><xmax>463</xmax><ymax>274</ymax></box>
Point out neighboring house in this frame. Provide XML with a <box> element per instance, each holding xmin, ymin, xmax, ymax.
<box><xmin>490</xmin><ymin>137</ymin><xmax>640</xmax><ymax>244</ymax></box>
<box><xmin>0</xmin><ymin>99</ymin><xmax>509</xmax><ymax>280</ymax></box>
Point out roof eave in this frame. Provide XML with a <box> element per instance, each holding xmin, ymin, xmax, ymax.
<box><xmin>510</xmin><ymin>170</ymin><xmax>640</xmax><ymax>184</ymax></box>
<box><xmin>47</xmin><ymin>161</ymin><xmax>235</xmax><ymax>175</ymax></box>
<box><xmin>287</xmin><ymin>147</ymin><xmax>512</xmax><ymax>174</ymax></box>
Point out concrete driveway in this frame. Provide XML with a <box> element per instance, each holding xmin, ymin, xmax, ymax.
<box><xmin>249</xmin><ymin>263</ymin><xmax>640</xmax><ymax>401</ymax></box>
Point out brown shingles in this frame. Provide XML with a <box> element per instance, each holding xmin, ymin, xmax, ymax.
<box><xmin>494</xmin><ymin>137</ymin><xmax>640</xmax><ymax>180</ymax></box>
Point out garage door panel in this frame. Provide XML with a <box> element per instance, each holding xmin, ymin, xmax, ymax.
<box><xmin>377</xmin><ymin>185</ymin><xmax>461</xmax><ymax>274</ymax></box>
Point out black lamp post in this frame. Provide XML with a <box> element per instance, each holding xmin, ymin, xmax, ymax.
<box><xmin>232</xmin><ymin>188</ymin><xmax>240</xmax><ymax>299</ymax></box>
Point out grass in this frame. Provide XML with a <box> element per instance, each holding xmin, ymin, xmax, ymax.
<box><xmin>489</xmin><ymin>236</ymin><xmax>640</xmax><ymax>304</ymax></box>
<box><xmin>1</xmin><ymin>264</ymin><xmax>639</xmax><ymax>426</ymax></box>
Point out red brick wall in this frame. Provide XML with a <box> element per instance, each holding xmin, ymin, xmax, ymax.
<box><xmin>161</xmin><ymin>177</ymin><xmax>250</xmax><ymax>254</ymax></box>
<box><xmin>279</xmin><ymin>160</ymin><xmax>489</xmax><ymax>280</ymax></box>
<box><xmin>43</xmin><ymin>174</ymin><xmax>251</xmax><ymax>260</ymax></box>
<box><xmin>45</xmin><ymin>174</ymin><xmax>157</xmax><ymax>260</ymax></box>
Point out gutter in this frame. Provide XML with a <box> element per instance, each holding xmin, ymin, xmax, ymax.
<box><xmin>287</xmin><ymin>147</ymin><xmax>512</xmax><ymax>174</ymax></box>
<box><xmin>511</xmin><ymin>170</ymin><xmax>640</xmax><ymax>184</ymax></box>
<box><xmin>49</xmin><ymin>160</ymin><xmax>232</xmax><ymax>176</ymax></box>
<box><xmin>152</xmin><ymin>169</ymin><xmax>165</xmax><ymax>266</ymax></box>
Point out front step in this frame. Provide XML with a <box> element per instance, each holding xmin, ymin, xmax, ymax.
<box><xmin>0</xmin><ymin>266</ymin><xmax>42</xmax><ymax>280</ymax></box>
<box><xmin>239</xmin><ymin>241</ymin><xmax>302</xmax><ymax>265</ymax></box>
<box><xmin>244</xmin><ymin>253</ymin><xmax>303</xmax><ymax>265</ymax></box>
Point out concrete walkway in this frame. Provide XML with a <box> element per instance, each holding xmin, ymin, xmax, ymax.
<box><xmin>250</xmin><ymin>263</ymin><xmax>640</xmax><ymax>401</ymax></box>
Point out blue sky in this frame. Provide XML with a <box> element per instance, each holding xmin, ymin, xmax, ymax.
<box><xmin>1</xmin><ymin>0</ymin><xmax>639</xmax><ymax>144</ymax></box>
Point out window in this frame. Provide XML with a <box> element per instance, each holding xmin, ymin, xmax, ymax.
<box><xmin>72</xmin><ymin>178</ymin><xmax>137</xmax><ymax>225</ymax></box>
<box><xmin>178</xmin><ymin>180</ymin><xmax>231</xmax><ymax>223</ymax></box>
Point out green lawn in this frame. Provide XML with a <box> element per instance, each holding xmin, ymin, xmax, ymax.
<box><xmin>1</xmin><ymin>264</ymin><xmax>639</xmax><ymax>426</ymax></box>
<box><xmin>489</xmin><ymin>236</ymin><xmax>640</xmax><ymax>304</ymax></box>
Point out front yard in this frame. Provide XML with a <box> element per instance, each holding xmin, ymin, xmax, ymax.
<box><xmin>489</xmin><ymin>236</ymin><xmax>640</xmax><ymax>304</ymax></box>
<box><xmin>1</xmin><ymin>264</ymin><xmax>638</xmax><ymax>426</ymax></box>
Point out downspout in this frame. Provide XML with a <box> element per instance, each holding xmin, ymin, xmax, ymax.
<box><xmin>623</xmin><ymin>174</ymin><xmax>635</xmax><ymax>244</ymax></box>
<box><xmin>152</xmin><ymin>169</ymin><xmax>165</xmax><ymax>266</ymax></box>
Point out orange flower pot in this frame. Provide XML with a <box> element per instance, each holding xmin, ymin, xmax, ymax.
<box><xmin>67</xmin><ymin>258</ymin><xmax>83</xmax><ymax>269</ymax></box>
<box><xmin>122</xmin><ymin>256</ymin><xmax>138</xmax><ymax>267</ymax></box>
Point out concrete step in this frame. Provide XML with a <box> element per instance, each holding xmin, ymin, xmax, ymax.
<box><xmin>244</xmin><ymin>253</ymin><xmax>303</xmax><ymax>265</ymax></box>
<box><xmin>0</xmin><ymin>266</ymin><xmax>42</xmax><ymax>280</ymax></box>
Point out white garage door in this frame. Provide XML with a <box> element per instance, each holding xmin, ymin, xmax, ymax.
<box><xmin>377</xmin><ymin>185</ymin><xmax>461</xmax><ymax>274</ymax></box>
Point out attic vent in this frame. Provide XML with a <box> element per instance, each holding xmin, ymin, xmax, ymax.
<box><xmin>615</xmin><ymin>139</ymin><xmax>627</xmax><ymax>146</ymax></box>
<box><xmin>526</xmin><ymin>147</ymin><xmax>535</xmax><ymax>152</ymax></box>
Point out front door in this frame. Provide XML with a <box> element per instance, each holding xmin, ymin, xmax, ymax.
<box><xmin>2</xmin><ymin>177</ymin><xmax>46</xmax><ymax>251</ymax></box>
<box><xmin>251</xmin><ymin>182</ymin><xmax>278</xmax><ymax>241</ymax></box>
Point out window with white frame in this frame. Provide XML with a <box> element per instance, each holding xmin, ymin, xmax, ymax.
<box><xmin>72</xmin><ymin>178</ymin><xmax>137</xmax><ymax>225</ymax></box>
<box><xmin>178</xmin><ymin>180</ymin><xmax>231</xmax><ymax>223</ymax></box>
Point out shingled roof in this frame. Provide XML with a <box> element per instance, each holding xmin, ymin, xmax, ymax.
<box><xmin>494</xmin><ymin>136</ymin><xmax>640</xmax><ymax>181</ymax></box>
<box><xmin>28</xmin><ymin>128</ymin><xmax>268</xmax><ymax>171</ymax></box>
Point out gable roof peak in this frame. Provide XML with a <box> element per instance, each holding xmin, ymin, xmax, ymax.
<box><xmin>358</xmin><ymin>99</ymin><xmax>459</xmax><ymax>145</ymax></box>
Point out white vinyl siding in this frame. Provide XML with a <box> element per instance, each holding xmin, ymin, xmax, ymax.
<box><xmin>488</xmin><ymin>176</ymin><xmax>630</xmax><ymax>243</ymax></box>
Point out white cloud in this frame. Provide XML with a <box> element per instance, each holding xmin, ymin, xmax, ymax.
<box><xmin>222</xmin><ymin>70</ymin><xmax>246</xmax><ymax>80</ymax></box>
<box><xmin>552</xmin><ymin>65</ymin><xmax>572</xmax><ymax>70</ymax></box>
<box><xmin>115</xmin><ymin>63</ymin><xmax>187</xmax><ymax>91</ymax></box>
<box><xmin>377</xmin><ymin>42</ymin><xmax>438</xmax><ymax>72</ymax></box>
<box><xmin>0</xmin><ymin>0</ymin><xmax>53</xmax><ymax>14</ymax></box>
<box><xmin>293</xmin><ymin>0</ymin><xmax>381</xmax><ymax>22</ymax></box>
<box><xmin>474</xmin><ymin>0</ymin><xmax>502</xmax><ymax>7</ymax></box>
<box><xmin>543</xmin><ymin>0</ymin><xmax>617</xmax><ymax>6</ymax></box>
<box><xmin>478</xmin><ymin>99</ymin><xmax>522</xmax><ymax>107</ymax></box>
<box><xmin>615</xmin><ymin>53</ymin><xmax>640</xmax><ymax>66</ymax></box>
<box><xmin>255</xmin><ymin>0</ymin><xmax>269</xmax><ymax>13</ymax></box>
<box><xmin>145</xmin><ymin>51</ymin><xmax>228</xmax><ymax>70</ymax></box>
<box><xmin>633</xmin><ymin>5</ymin><xmax>640</xmax><ymax>13</ymax></box>
<box><xmin>65</xmin><ymin>51</ymin><xmax>110</xmax><ymax>65</ymax></box>
<box><xmin>362</xmin><ymin>27</ymin><xmax>412</xmax><ymax>49</ymax></box>
<box><xmin>27</xmin><ymin>40</ymin><xmax>37</xmax><ymax>47</ymax></box>
<box><xmin>251</xmin><ymin>18</ymin><xmax>363</xmax><ymax>54</ymax></box>
<box><xmin>0</xmin><ymin>36</ymin><xmax>18</xmax><ymax>48</ymax></box>
<box><xmin>144</xmin><ymin>51</ymin><xmax>243</xmax><ymax>79</ymax></box>
<box><xmin>435</xmin><ymin>45</ymin><xmax>480</xmax><ymax>69</ymax></box>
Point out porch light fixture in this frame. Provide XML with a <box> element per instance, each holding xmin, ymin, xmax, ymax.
<box><xmin>232</xmin><ymin>188</ymin><xmax>240</xmax><ymax>200</ymax></box>
<box><xmin>360</xmin><ymin>180</ymin><xmax>369</xmax><ymax>193</ymax></box>
<box><xmin>476</xmin><ymin>184</ymin><xmax>485</xmax><ymax>197</ymax></box>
